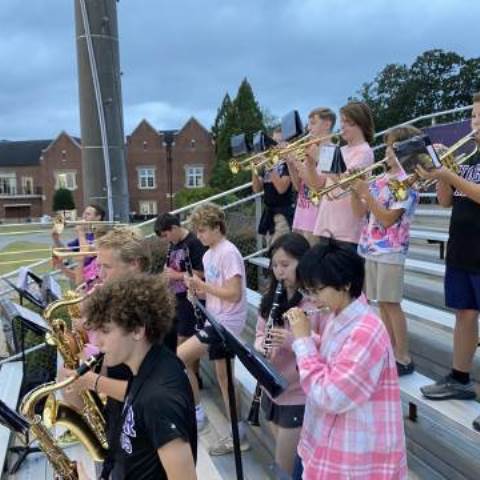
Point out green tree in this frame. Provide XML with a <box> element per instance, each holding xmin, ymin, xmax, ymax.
<box><xmin>174</xmin><ymin>186</ymin><xmax>219</xmax><ymax>209</ymax></box>
<box><xmin>355</xmin><ymin>49</ymin><xmax>480</xmax><ymax>132</ymax></box>
<box><xmin>209</xmin><ymin>78</ymin><xmax>266</xmax><ymax>190</ymax></box>
<box><xmin>52</xmin><ymin>188</ymin><xmax>75</xmax><ymax>216</ymax></box>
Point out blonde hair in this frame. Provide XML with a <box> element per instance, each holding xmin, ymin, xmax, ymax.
<box><xmin>96</xmin><ymin>226</ymin><xmax>150</xmax><ymax>272</ymax></box>
<box><xmin>188</xmin><ymin>203</ymin><xmax>226</xmax><ymax>234</ymax></box>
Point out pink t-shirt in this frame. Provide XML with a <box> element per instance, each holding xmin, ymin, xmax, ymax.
<box><xmin>203</xmin><ymin>238</ymin><xmax>247</xmax><ymax>336</ymax></box>
<box><xmin>313</xmin><ymin>142</ymin><xmax>374</xmax><ymax>243</ymax></box>
<box><xmin>255</xmin><ymin>298</ymin><xmax>328</xmax><ymax>405</ymax></box>
<box><xmin>293</xmin><ymin>144</ymin><xmax>336</xmax><ymax>232</ymax></box>
<box><xmin>292</xmin><ymin>178</ymin><xmax>319</xmax><ymax>232</ymax></box>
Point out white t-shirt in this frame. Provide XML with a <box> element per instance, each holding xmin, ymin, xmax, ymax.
<box><xmin>203</xmin><ymin>238</ymin><xmax>247</xmax><ymax>336</ymax></box>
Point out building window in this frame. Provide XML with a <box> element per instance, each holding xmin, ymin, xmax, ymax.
<box><xmin>138</xmin><ymin>167</ymin><xmax>156</xmax><ymax>189</ymax></box>
<box><xmin>185</xmin><ymin>166</ymin><xmax>204</xmax><ymax>188</ymax></box>
<box><xmin>0</xmin><ymin>173</ymin><xmax>16</xmax><ymax>194</ymax></box>
<box><xmin>55</xmin><ymin>171</ymin><xmax>77</xmax><ymax>190</ymax></box>
<box><xmin>139</xmin><ymin>200</ymin><xmax>157</xmax><ymax>215</ymax></box>
<box><xmin>21</xmin><ymin>177</ymin><xmax>34</xmax><ymax>194</ymax></box>
<box><xmin>190</xmin><ymin>139</ymin><xmax>196</xmax><ymax>149</ymax></box>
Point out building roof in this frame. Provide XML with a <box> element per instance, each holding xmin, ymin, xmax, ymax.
<box><xmin>0</xmin><ymin>139</ymin><xmax>52</xmax><ymax>167</ymax></box>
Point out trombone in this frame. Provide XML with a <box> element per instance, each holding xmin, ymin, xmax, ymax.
<box><xmin>51</xmin><ymin>215</ymin><xmax>125</xmax><ymax>235</ymax></box>
<box><xmin>0</xmin><ymin>247</ymin><xmax>97</xmax><ymax>267</ymax></box>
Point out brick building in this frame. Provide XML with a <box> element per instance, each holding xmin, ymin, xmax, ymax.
<box><xmin>126</xmin><ymin>117</ymin><xmax>215</xmax><ymax>217</ymax></box>
<box><xmin>0</xmin><ymin>117</ymin><xmax>215</xmax><ymax>221</ymax></box>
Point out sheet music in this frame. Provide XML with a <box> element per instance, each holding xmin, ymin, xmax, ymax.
<box><xmin>317</xmin><ymin>144</ymin><xmax>337</xmax><ymax>172</ymax></box>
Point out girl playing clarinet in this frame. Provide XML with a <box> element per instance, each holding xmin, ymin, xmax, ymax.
<box><xmin>254</xmin><ymin>233</ymin><xmax>326</xmax><ymax>477</ymax></box>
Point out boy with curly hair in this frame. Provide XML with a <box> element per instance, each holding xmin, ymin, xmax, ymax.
<box><xmin>78</xmin><ymin>273</ymin><xmax>197</xmax><ymax>480</ymax></box>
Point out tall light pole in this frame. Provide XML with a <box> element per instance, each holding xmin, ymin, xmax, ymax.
<box><xmin>74</xmin><ymin>0</ymin><xmax>129</xmax><ymax>221</ymax></box>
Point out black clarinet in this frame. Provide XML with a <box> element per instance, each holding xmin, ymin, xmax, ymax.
<box><xmin>183</xmin><ymin>245</ymin><xmax>205</xmax><ymax>330</ymax></box>
<box><xmin>247</xmin><ymin>281</ymin><xmax>284</xmax><ymax>426</ymax></box>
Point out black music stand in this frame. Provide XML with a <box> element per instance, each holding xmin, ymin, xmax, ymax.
<box><xmin>0</xmin><ymin>299</ymin><xmax>49</xmax><ymax>387</ymax></box>
<box><xmin>2</xmin><ymin>268</ymin><xmax>61</xmax><ymax>311</ymax></box>
<box><xmin>0</xmin><ymin>399</ymin><xmax>41</xmax><ymax>474</ymax></box>
<box><xmin>194</xmin><ymin>300</ymin><xmax>288</xmax><ymax>480</ymax></box>
<box><xmin>0</xmin><ymin>300</ymin><xmax>48</xmax><ymax>473</ymax></box>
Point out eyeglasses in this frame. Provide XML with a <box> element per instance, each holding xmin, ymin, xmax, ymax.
<box><xmin>299</xmin><ymin>285</ymin><xmax>328</xmax><ymax>298</ymax></box>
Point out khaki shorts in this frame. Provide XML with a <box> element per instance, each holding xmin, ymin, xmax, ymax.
<box><xmin>365</xmin><ymin>259</ymin><xmax>404</xmax><ymax>303</ymax></box>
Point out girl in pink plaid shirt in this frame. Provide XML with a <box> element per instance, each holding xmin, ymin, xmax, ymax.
<box><xmin>288</xmin><ymin>240</ymin><xmax>407</xmax><ymax>479</ymax></box>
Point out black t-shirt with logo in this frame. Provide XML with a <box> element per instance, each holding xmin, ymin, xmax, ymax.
<box><xmin>261</xmin><ymin>162</ymin><xmax>293</xmax><ymax>208</ymax></box>
<box><xmin>446</xmin><ymin>153</ymin><xmax>480</xmax><ymax>273</ymax></box>
<box><xmin>167</xmin><ymin>232</ymin><xmax>206</xmax><ymax>297</ymax></box>
<box><xmin>111</xmin><ymin>344</ymin><xmax>197</xmax><ymax>480</ymax></box>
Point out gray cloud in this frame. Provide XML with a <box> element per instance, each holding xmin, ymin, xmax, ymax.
<box><xmin>0</xmin><ymin>0</ymin><xmax>479</xmax><ymax>140</ymax></box>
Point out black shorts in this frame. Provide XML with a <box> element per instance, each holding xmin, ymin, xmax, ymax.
<box><xmin>175</xmin><ymin>296</ymin><xmax>198</xmax><ymax>338</ymax></box>
<box><xmin>195</xmin><ymin>325</ymin><xmax>235</xmax><ymax>361</ymax></box>
<box><xmin>261</xmin><ymin>394</ymin><xmax>305</xmax><ymax>428</ymax></box>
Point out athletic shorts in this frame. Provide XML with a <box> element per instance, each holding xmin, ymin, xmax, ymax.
<box><xmin>365</xmin><ymin>259</ymin><xmax>404</xmax><ymax>303</ymax></box>
<box><xmin>175</xmin><ymin>295</ymin><xmax>199</xmax><ymax>338</ymax></box>
<box><xmin>445</xmin><ymin>265</ymin><xmax>480</xmax><ymax>310</ymax></box>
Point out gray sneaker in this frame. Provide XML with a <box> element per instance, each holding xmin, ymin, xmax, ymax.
<box><xmin>420</xmin><ymin>374</ymin><xmax>476</xmax><ymax>400</ymax></box>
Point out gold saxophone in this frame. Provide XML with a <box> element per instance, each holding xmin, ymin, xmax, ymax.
<box><xmin>43</xmin><ymin>291</ymin><xmax>109</xmax><ymax>450</ymax></box>
<box><xmin>19</xmin><ymin>354</ymin><xmax>105</xmax><ymax>479</ymax></box>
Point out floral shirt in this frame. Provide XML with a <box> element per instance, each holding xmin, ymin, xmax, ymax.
<box><xmin>292</xmin><ymin>298</ymin><xmax>407</xmax><ymax>479</ymax></box>
<box><xmin>358</xmin><ymin>174</ymin><xmax>418</xmax><ymax>261</ymax></box>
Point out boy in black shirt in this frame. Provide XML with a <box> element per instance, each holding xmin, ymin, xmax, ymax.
<box><xmin>416</xmin><ymin>93</ymin><xmax>480</xmax><ymax>427</ymax></box>
<box><xmin>154</xmin><ymin>213</ymin><xmax>207</xmax><ymax>344</ymax></box>
<box><xmin>79</xmin><ymin>273</ymin><xmax>197</xmax><ymax>480</ymax></box>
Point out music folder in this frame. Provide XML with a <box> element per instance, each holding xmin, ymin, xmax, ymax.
<box><xmin>252</xmin><ymin>131</ymin><xmax>277</xmax><ymax>153</ymax></box>
<box><xmin>281</xmin><ymin>110</ymin><xmax>304</xmax><ymax>142</ymax></box>
<box><xmin>393</xmin><ymin>134</ymin><xmax>441</xmax><ymax>175</ymax></box>
<box><xmin>230</xmin><ymin>133</ymin><xmax>250</xmax><ymax>157</ymax></box>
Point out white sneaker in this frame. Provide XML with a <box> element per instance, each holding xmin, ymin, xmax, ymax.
<box><xmin>208</xmin><ymin>434</ymin><xmax>251</xmax><ymax>456</ymax></box>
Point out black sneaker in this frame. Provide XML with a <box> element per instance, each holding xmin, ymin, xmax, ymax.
<box><xmin>420</xmin><ymin>374</ymin><xmax>476</xmax><ymax>400</ymax></box>
<box><xmin>396</xmin><ymin>361</ymin><xmax>414</xmax><ymax>377</ymax></box>
<box><xmin>473</xmin><ymin>414</ymin><xmax>480</xmax><ymax>432</ymax></box>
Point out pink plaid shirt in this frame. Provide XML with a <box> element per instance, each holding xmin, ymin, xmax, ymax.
<box><xmin>292</xmin><ymin>299</ymin><xmax>407</xmax><ymax>479</ymax></box>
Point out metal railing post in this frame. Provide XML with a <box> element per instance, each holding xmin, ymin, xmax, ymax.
<box><xmin>255</xmin><ymin>195</ymin><xmax>263</xmax><ymax>252</ymax></box>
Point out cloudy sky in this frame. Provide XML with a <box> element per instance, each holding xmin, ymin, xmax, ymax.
<box><xmin>0</xmin><ymin>0</ymin><xmax>478</xmax><ymax>140</ymax></box>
